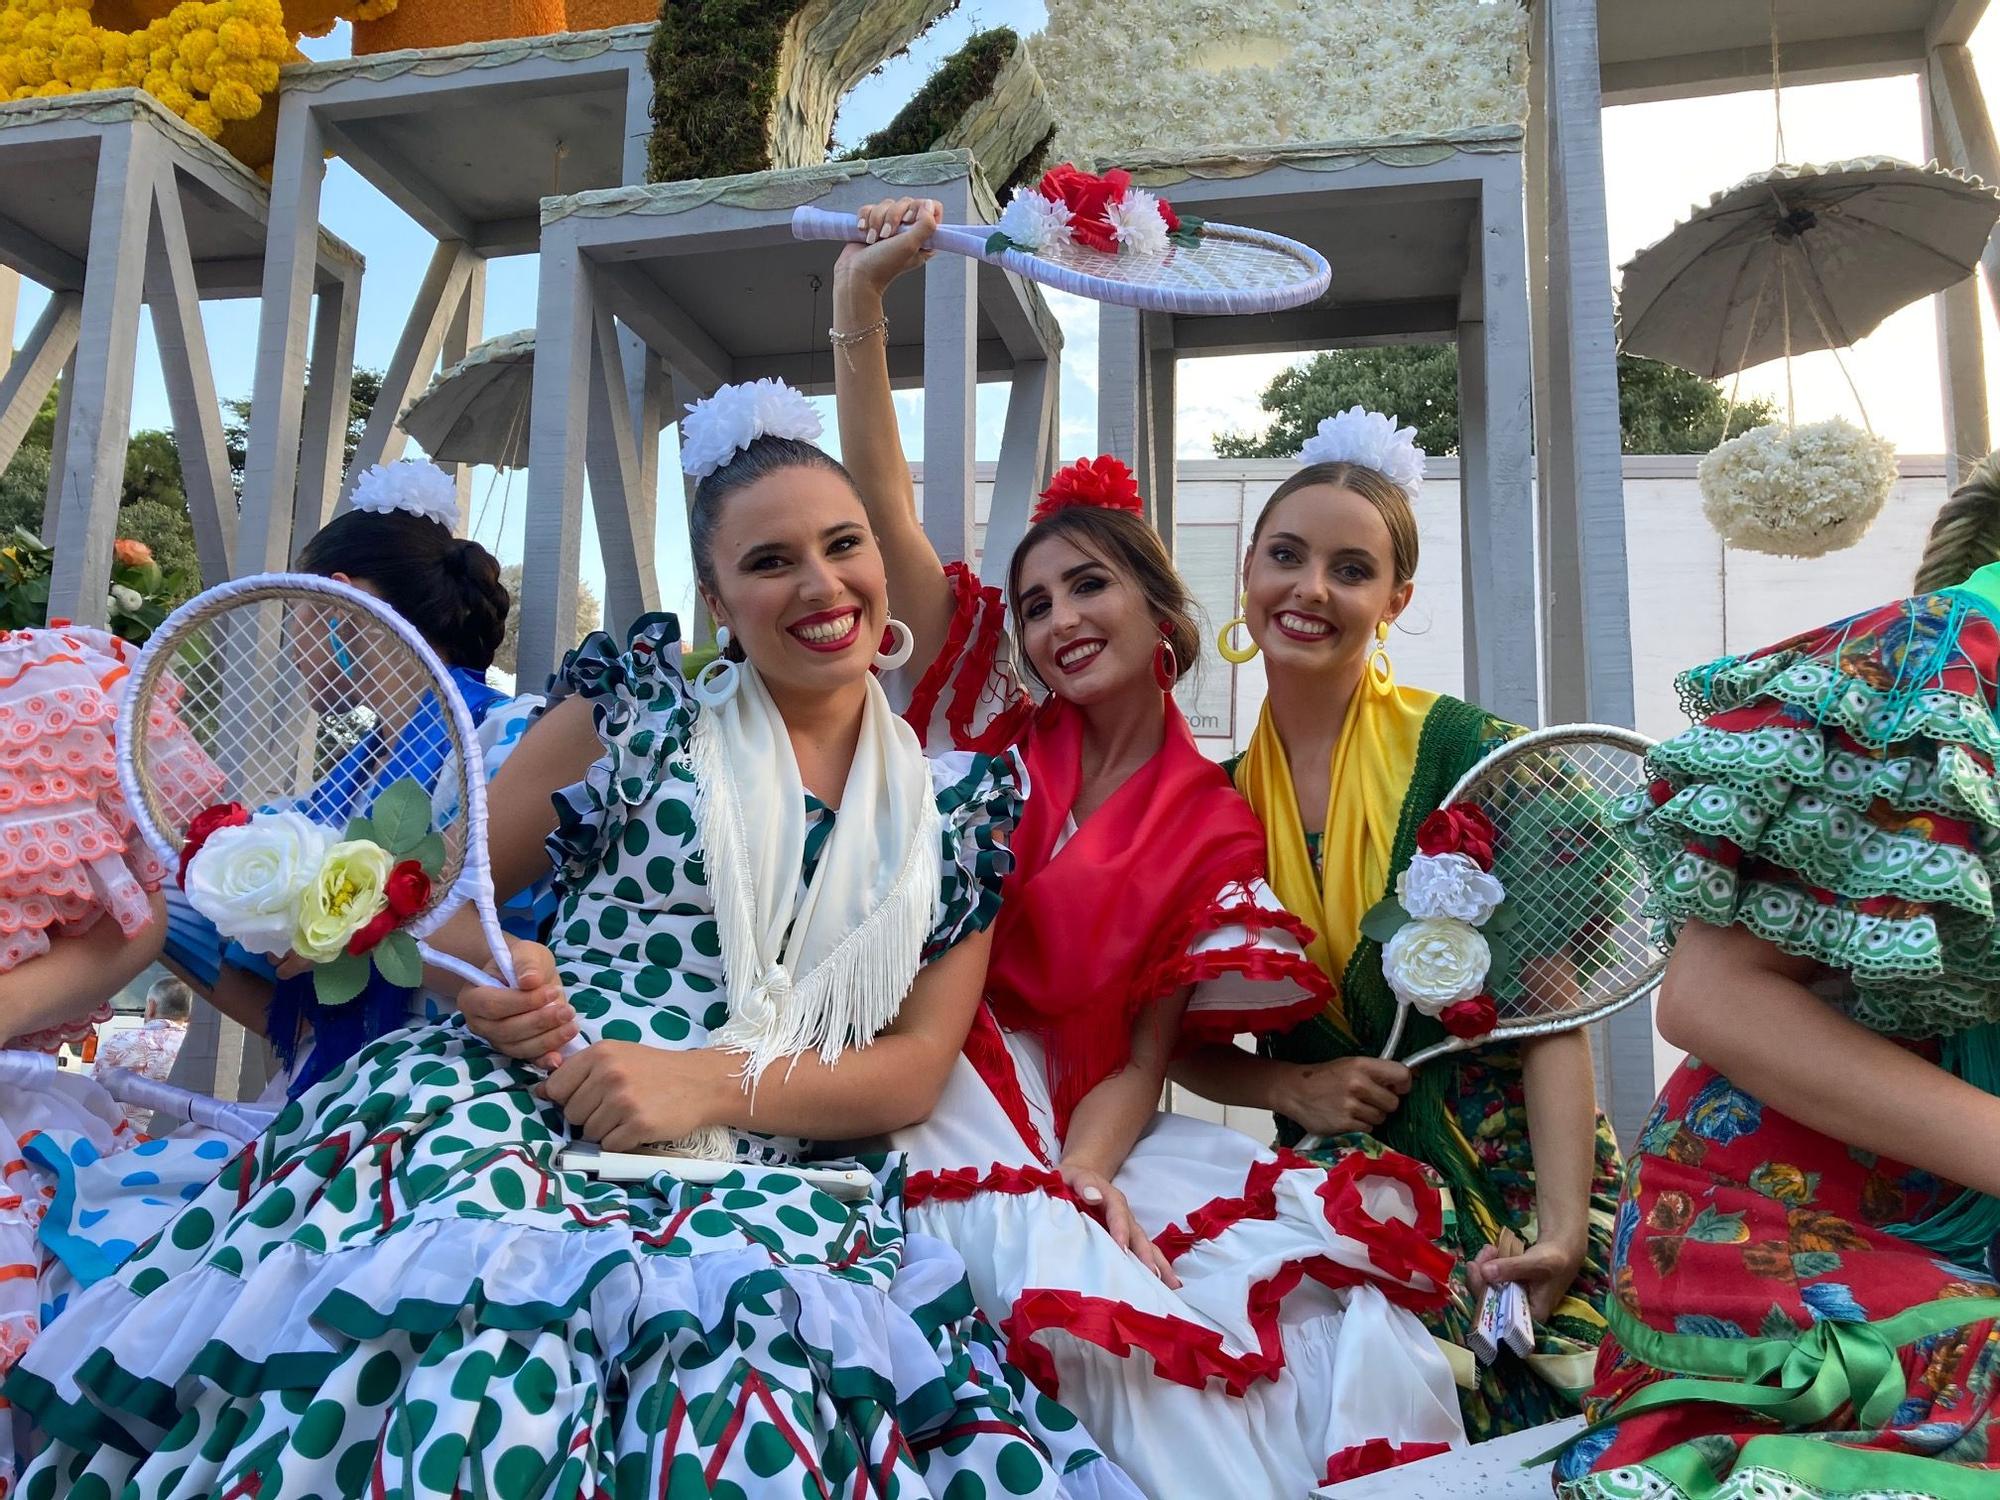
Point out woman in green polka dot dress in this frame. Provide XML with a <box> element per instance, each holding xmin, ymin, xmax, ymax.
<box><xmin>6</xmin><ymin>383</ymin><xmax>1142</xmax><ymax>1500</ymax></box>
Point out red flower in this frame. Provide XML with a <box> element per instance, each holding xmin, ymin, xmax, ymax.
<box><xmin>384</xmin><ymin>859</ymin><xmax>432</xmax><ymax>919</ymax></box>
<box><xmin>179</xmin><ymin>802</ymin><xmax>251</xmax><ymax>887</ymax></box>
<box><xmin>1038</xmin><ymin>163</ymin><xmax>1130</xmax><ymax>252</ymax></box>
<box><xmin>1416</xmin><ymin>805</ymin><xmax>1497</xmax><ymax>870</ymax></box>
<box><xmin>1031</xmin><ymin>455</ymin><xmax>1145</xmax><ymax>524</ymax></box>
<box><xmin>347</xmin><ymin>909</ymin><xmax>398</xmax><ymax>956</ymax></box>
<box><xmin>1438</xmin><ymin>994</ymin><xmax>1498</xmax><ymax>1040</ymax></box>
<box><xmin>1156</xmin><ymin>196</ymin><xmax>1181</xmax><ymax>234</ymax></box>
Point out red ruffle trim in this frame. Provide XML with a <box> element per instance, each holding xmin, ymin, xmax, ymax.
<box><xmin>1321</xmin><ymin>1439</ymin><xmax>1454</xmax><ymax>1487</ymax></box>
<box><xmin>1153</xmin><ymin>1150</ymin><xmax>1313</xmax><ymax>1263</ymax></box>
<box><xmin>1133</xmin><ymin>885</ymin><xmax>1333</xmax><ymax>1036</ymax></box>
<box><xmin>906</xmin><ymin>1163</ymin><xmax>1083</xmax><ymax>1211</ymax></box>
<box><xmin>899</xmin><ymin>562</ymin><xmax>1035</xmax><ymax>755</ymax></box>
<box><xmin>1317</xmin><ymin>1150</ymin><xmax>1455</xmax><ymax>1288</ymax></box>
<box><xmin>961</xmin><ymin>1004</ymin><xmax>1053</xmax><ymax>1163</ymax></box>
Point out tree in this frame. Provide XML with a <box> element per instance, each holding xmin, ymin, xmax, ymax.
<box><xmin>224</xmin><ymin>365</ymin><xmax>384</xmax><ymax>494</ymax></box>
<box><xmin>1214</xmin><ymin>347</ymin><xmax>1776</xmax><ymax>458</ymax></box>
<box><xmin>494</xmin><ymin>563</ymin><xmax>601</xmax><ymax>681</ymax></box>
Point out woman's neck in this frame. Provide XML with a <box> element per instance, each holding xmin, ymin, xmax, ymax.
<box><xmin>1267</xmin><ymin>657</ymin><xmax>1364</xmax><ymax>770</ymax></box>
<box><xmin>768</xmin><ymin>674</ymin><xmax>871</xmax><ymax>807</ymax></box>
<box><xmin>1074</xmin><ymin>683</ymin><xmax>1167</xmax><ymax>821</ymax></box>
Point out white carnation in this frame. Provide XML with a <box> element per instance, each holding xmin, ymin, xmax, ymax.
<box><xmin>184</xmin><ymin>811</ymin><xmax>334</xmax><ymax>958</ymax></box>
<box><xmin>1382</xmin><ymin>918</ymin><xmax>1490</xmax><ymax>1017</ymax></box>
<box><xmin>1106</xmin><ymin>190</ymin><xmax>1171</xmax><ymax>256</ymax></box>
<box><xmin>1298</xmin><ymin>406</ymin><xmax>1426</xmax><ymax>500</ymax></box>
<box><xmin>1397</xmin><ymin>852</ymin><xmax>1504</xmax><ymax>925</ymax></box>
<box><xmin>350</xmin><ymin>460</ymin><xmax>459</xmax><ymax>530</ymax></box>
<box><xmin>1697</xmin><ymin>418</ymin><xmax>1897</xmax><ymax>558</ymax></box>
<box><xmin>680</xmin><ymin>377</ymin><xmax>823</xmax><ymax>480</ymax></box>
<box><xmin>995</xmin><ymin>188</ymin><xmax>1073</xmax><ymax>252</ymax></box>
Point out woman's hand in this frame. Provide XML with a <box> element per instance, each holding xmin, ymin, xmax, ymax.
<box><xmin>1468</xmin><ymin>1227</ymin><xmax>1587</xmax><ymax>1325</ymax></box>
<box><xmin>1273</xmin><ymin>1057</ymin><xmax>1412</xmax><ymax>1136</ymax></box>
<box><xmin>1061</xmin><ymin>1163</ymin><xmax>1181</xmax><ymax>1290</ymax></box>
<box><xmin>835</xmin><ymin>197</ymin><xmax>941</xmax><ymax>296</ymax></box>
<box><xmin>538</xmin><ymin>1041</ymin><xmax>721</xmax><ymax>1152</ymax></box>
<box><xmin>460</xmin><ymin>940</ymin><xmax>574</xmax><ymax>1069</ymax></box>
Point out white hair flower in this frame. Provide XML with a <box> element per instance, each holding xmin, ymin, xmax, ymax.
<box><xmin>680</xmin><ymin>378</ymin><xmax>824</xmax><ymax>480</ymax></box>
<box><xmin>350</xmin><ymin>460</ymin><xmax>459</xmax><ymax>530</ymax></box>
<box><xmin>1106</xmin><ymin>189</ymin><xmax>1171</xmax><ymax>256</ymax></box>
<box><xmin>995</xmin><ymin>187</ymin><xmax>1074</xmax><ymax>252</ymax></box>
<box><xmin>1297</xmin><ymin>406</ymin><xmax>1426</xmax><ymax>501</ymax></box>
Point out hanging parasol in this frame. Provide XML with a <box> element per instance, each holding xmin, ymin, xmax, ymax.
<box><xmin>1617</xmin><ymin>156</ymin><xmax>2000</xmax><ymax>380</ymax></box>
<box><xmin>400</xmin><ymin>328</ymin><xmax>538</xmax><ymax>470</ymax></box>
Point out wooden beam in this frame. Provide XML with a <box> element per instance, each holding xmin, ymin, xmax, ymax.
<box><xmin>517</xmin><ymin>228</ymin><xmax>591</xmax><ymax>686</ymax></box>
<box><xmin>0</xmin><ymin>269</ymin><xmax>18</xmax><ymax>381</ymax></box>
<box><xmin>922</xmin><ymin>227</ymin><xmax>979</xmax><ymax>566</ymax></box>
<box><xmin>586</xmin><ymin>285</ymin><xmax>660</xmax><ymax>636</ymax></box>
<box><xmin>669</xmin><ymin>366</ymin><xmax>710</xmax><ymax>645</ymax></box>
<box><xmin>1148</xmin><ymin>342</ymin><xmax>1178</xmax><ymax>549</ymax></box>
<box><xmin>49</xmin><ymin>129</ymin><xmax>154</xmax><ymax>627</ymax></box>
<box><xmin>318</xmin><ymin>117</ymin><xmax>480</xmax><ymax>248</ymax></box>
<box><xmin>593</xmin><ymin>260</ymin><xmax>732</xmax><ymax>395</ymax></box>
<box><xmin>40</xmin><ymin>350</ymin><xmax>74</xmax><ymax>538</ymax></box>
<box><xmin>1601</xmin><ymin>31</ymin><xmax>1926</xmax><ymax>105</ymax></box>
<box><xmin>343</xmin><ymin>239</ymin><xmax>477</xmax><ymax>501</ymax></box>
<box><xmin>0</xmin><ymin>206</ymin><xmax>88</xmax><ymax>292</ymax></box>
<box><xmin>1928</xmin><ymin>45</ymin><xmax>2000</xmax><ymax>316</ymax></box>
<box><xmin>982</xmin><ymin>359</ymin><xmax>1054</xmax><ymax>587</ymax></box>
<box><xmin>144</xmin><ymin>170</ymin><xmax>234</xmax><ymax>583</ymax></box>
<box><xmin>0</xmin><ymin>290</ymin><xmax>80</xmax><ymax>473</ymax></box>
<box><xmin>1098</xmin><ymin>304</ymin><xmax>1145</xmax><ymax>471</ymax></box>
<box><xmin>441</xmin><ymin>259</ymin><xmax>486</xmax><ymax>528</ymax></box>
<box><xmin>293</xmin><ymin>265</ymin><xmax>361</xmax><ymax>542</ymax></box>
<box><xmin>1929</xmin><ymin>0</ymin><xmax>1990</xmax><ymax>49</ymax></box>
<box><xmin>1924</xmin><ymin>60</ymin><xmax>1991</xmax><ymax>485</ymax></box>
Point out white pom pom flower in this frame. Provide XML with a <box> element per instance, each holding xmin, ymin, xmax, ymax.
<box><xmin>350</xmin><ymin>460</ymin><xmax>460</xmax><ymax>529</ymax></box>
<box><xmin>680</xmin><ymin>378</ymin><xmax>824</xmax><ymax>480</ymax></box>
<box><xmin>1298</xmin><ymin>406</ymin><xmax>1426</xmax><ymax>501</ymax></box>
<box><xmin>1697</xmin><ymin>418</ymin><xmax>1897</xmax><ymax>558</ymax></box>
<box><xmin>996</xmin><ymin>188</ymin><xmax>1074</xmax><ymax>253</ymax></box>
<box><xmin>1106</xmin><ymin>189</ymin><xmax>1171</xmax><ymax>256</ymax></box>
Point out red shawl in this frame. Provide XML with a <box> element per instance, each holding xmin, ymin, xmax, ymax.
<box><xmin>985</xmin><ymin>695</ymin><xmax>1271</xmax><ymax>1133</ymax></box>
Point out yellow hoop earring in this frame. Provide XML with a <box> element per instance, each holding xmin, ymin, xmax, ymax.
<box><xmin>1217</xmin><ymin>598</ymin><xmax>1259</xmax><ymax>665</ymax></box>
<box><xmin>1367</xmin><ymin>621</ymin><xmax>1395</xmax><ymax>696</ymax></box>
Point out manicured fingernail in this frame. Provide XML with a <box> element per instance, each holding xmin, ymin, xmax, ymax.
<box><xmin>1080</xmin><ymin>1186</ymin><xmax>1103</xmax><ymax>1203</ymax></box>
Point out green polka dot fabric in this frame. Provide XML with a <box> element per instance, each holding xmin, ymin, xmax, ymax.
<box><xmin>9</xmin><ymin>617</ymin><xmax>1140</xmax><ymax>1500</ymax></box>
<box><xmin>1622</xmin><ymin>586</ymin><xmax>2000</xmax><ymax>1039</ymax></box>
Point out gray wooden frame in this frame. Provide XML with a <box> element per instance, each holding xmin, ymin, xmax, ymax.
<box><xmin>0</xmin><ymin>91</ymin><xmax>361</xmax><ymax>625</ymax></box>
<box><xmin>238</xmin><ymin>27</ymin><xmax>655</xmax><ymax>575</ymax></box>
<box><xmin>515</xmin><ymin>150</ymin><xmax>1063</xmax><ymax>684</ymax></box>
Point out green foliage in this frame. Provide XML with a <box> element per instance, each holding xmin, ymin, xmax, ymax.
<box><xmin>224</xmin><ymin>365</ymin><xmax>384</xmax><ymax>496</ymax></box>
<box><xmin>843</xmin><ymin>27</ymin><xmax>1015</xmax><ymax>161</ymax></box>
<box><xmin>1214</xmin><ymin>347</ymin><xmax>1777</xmax><ymax>458</ymax></box>
<box><xmin>647</xmin><ymin>0</ymin><xmax>811</xmax><ymax>182</ymax></box>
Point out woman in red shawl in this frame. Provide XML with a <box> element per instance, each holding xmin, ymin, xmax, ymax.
<box><xmin>828</xmin><ymin>195</ymin><xmax>1465</xmax><ymax>1498</ymax></box>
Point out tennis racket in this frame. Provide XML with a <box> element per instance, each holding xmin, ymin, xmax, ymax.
<box><xmin>117</xmin><ymin>573</ymin><xmax>531</xmax><ymax>1015</ymax></box>
<box><xmin>97</xmin><ymin>1067</ymin><xmax>279</xmax><ymax>1141</ymax></box>
<box><xmin>790</xmin><ymin>205</ymin><xmax>1329</xmax><ymax>314</ymax></box>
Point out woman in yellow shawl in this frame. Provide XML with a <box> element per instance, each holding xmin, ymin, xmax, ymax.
<box><xmin>1173</xmin><ymin>408</ymin><xmax>1622</xmax><ymax>1441</ymax></box>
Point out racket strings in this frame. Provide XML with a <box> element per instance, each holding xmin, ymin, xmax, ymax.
<box><xmin>130</xmin><ymin>592</ymin><xmax>476</xmax><ymax>919</ymax></box>
<box><xmin>1025</xmin><ymin>225</ymin><xmax>1320</xmax><ymax>295</ymax></box>
<box><xmin>1469</xmin><ymin>740</ymin><xmax>1663</xmax><ymax>1025</ymax></box>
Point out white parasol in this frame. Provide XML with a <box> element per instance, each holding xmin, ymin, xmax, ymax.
<box><xmin>400</xmin><ymin>328</ymin><xmax>537</xmax><ymax>470</ymax></box>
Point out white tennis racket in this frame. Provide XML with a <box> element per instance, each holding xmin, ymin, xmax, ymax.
<box><xmin>791</xmin><ymin>205</ymin><xmax>1330</xmax><ymax>314</ymax></box>
<box><xmin>97</xmin><ymin>1067</ymin><xmax>279</xmax><ymax>1141</ymax></box>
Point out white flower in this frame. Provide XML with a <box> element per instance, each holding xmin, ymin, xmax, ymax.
<box><xmin>1382</xmin><ymin>918</ymin><xmax>1491</xmax><ymax>1017</ymax></box>
<box><xmin>292</xmin><ymin>839</ymin><xmax>394</xmax><ymax>964</ymax></box>
<box><xmin>680</xmin><ymin>378</ymin><xmax>823</xmax><ymax>480</ymax></box>
<box><xmin>1106</xmin><ymin>190</ymin><xmax>1171</xmax><ymax>256</ymax></box>
<box><xmin>350</xmin><ymin>461</ymin><xmax>459</xmax><ymax>530</ymax></box>
<box><xmin>1398</xmin><ymin>852</ymin><xmax>1504</xmax><ymax>925</ymax></box>
<box><xmin>1298</xmin><ymin>406</ymin><xmax>1426</xmax><ymax>499</ymax></box>
<box><xmin>1697</xmin><ymin>418</ymin><xmax>1898</xmax><ymax>558</ymax></box>
<box><xmin>108</xmin><ymin>584</ymin><xmax>144</xmax><ymax>612</ymax></box>
<box><xmin>183</xmin><ymin>812</ymin><xmax>334</xmax><ymax>958</ymax></box>
<box><xmin>996</xmin><ymin>188</ymin><xmax>1073</xmax><ymax>252</ymax></box>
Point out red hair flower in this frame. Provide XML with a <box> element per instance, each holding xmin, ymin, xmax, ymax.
<box><xmin>1032</xmin><ymin>455</ymin><xmax>1145</xmax><ymax>524</ymax></box>
<box><xmin>1038</xmin><ymin>164</ymin><xmax>1131</xmax><ymax>252</ymax></box>
<box><xmin>1416</xmin><ymin>805</ymin><xmax>1497</xmax><ymax>871</ymax></box>
<box><xmin>384</xmin><ymin>859</ymin><xmax>433</xmax><ymax>919</ymax></box>
<box><xmin>179</xmin><ymin>802</ymin><xmax>251</xmax><ymax>887</ymax></box>
<box><xmin>1438</xmin><ymin>994</ymin><xmax>1498</xmax><ymax>1040</ymax></box>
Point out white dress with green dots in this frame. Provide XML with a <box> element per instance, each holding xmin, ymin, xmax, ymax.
<box><xmin>8</xmin><ymin>617</ymin><xmax>1140</xmax><ymax>1500</ymax></box>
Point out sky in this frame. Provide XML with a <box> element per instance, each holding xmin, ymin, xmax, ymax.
<box><xmin>11</xmin><ymin>1</ymin><xmax>2000</xmax><ymax>624</ymax></box>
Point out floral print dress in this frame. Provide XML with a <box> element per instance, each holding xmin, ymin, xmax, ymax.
<box><xmin>7</xmin><ymin>616</ymin><xmax>1139</xmax><ymax>1500</ymax></box>
<box><xmin>1557</xmin><ymin>577</ymin><xmax>2000</xmax><ymax>1500</ymax></box>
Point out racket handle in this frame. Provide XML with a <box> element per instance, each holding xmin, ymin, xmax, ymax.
<box><xmin>791</xmin><ymin>205</ymin><xmax>866</xmax><ymax>243</ymax></box>
<box><xmin>420</xmin><ymin>944</ymin><xmax>505</xmax><ymax>994</ymax></box>
<box><xmin>0</xmin><ymin>1051</ymin><xmax>60</xmax><ymax>1084</ymax></box>
<box><xmin>100</xmin><ymin>1068</ymin><xmax>278</xmax><ymax>1140</ymax></box>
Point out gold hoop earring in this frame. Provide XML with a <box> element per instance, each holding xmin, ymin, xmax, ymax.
<box><xmin>1216</xmin><ymin>595</ymin><xmax>1259</xmax><ymax>665</ymax></box>
<box><xmin>1366</xmin><ymin>621</ymin><xmax>1395</xmax><ymax>696</ymax></box>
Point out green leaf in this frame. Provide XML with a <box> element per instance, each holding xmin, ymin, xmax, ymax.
<box><xmin>985</xmin><ymin>230</ymin><xmax>1017</xmax><ymax>256</ymax></box>
<box><xmin>1790</xmin><ymin>1251</ymin><xmax>1843</xmax><ymax>1279</ymax></box>
<box><xmin>1168</xmin><ymin>216</ymin><xmax>1205</xmax><ymax>247</ymax></box>
<box><xmin>1359</xmin><ymin>897</ymin><xmax>1411</xmax><ymax>945</ymax></box>
<box><xmin>345</xmin><ymin>815</ymin><xmax>379</xmax><ymax>846</ymax></box>
<box><xmin>406</xmin><ymin>831</ymin><xmax>447</xmax><ymax>880</ymax></box>
<box><xmin>313</xmin><ymin>951</ymin><xmax>371</xmax><ymax>1008</ymax></box>
<box><xmin>373</xmin><ymin>929</ymin><xmax>422</xmax><ymax>989</ymax></box>
<box><xmin>1482</xmin><ymin>899</ymin><xmax>1519</xmax><ymax>935</ymax></box>
<box><xmin>1483</xmin><ymin>931</ymin><xmax>1519</xmax><ymax>986</ymax></box>
<box><xmin>1686</xmin><ymin>1207</ymin><xmax>1749</xmax><ymax>1244</ymax></box>
<box><xmin>370</xmin><ymin>778</ymin><xmax>434</xmax><ymax>856</ymax></box>
<box><xmin>1759</xmin><ymin>1303</ymin><xmax>1801</xmax><ymax>1339</ymax></box>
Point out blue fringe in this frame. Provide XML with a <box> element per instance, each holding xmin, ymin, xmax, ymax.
<box><xmin>268</xmin><ymin>967</ymin><xmax>416</xmax><ymax>1096</ymax></box>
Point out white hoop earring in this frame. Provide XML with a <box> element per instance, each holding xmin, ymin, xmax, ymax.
<box><xmin>874</xmin><ymin>618</ymin><xmax>914</xmax><ymax>671</ymax></box>
<box><xmin>692</xmin><ymin>625</ymin><xmax>742</xmax><ymax>707</ymax></box>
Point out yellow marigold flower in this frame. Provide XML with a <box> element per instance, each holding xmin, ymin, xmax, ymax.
<box><xmin>18</xmin><ymin>55</ymin><xmax>51</xmax><ymax>87</ymax></box>
<box><xmin>216</xmin><ymin>17</ymin><xmax>261</xmax><ymax>61</ymax></box>
<box><xmin>184</xmin><ymin>98</ymin><xmax>220</xmax><ymax>136</ymax></box>
<box><xmin>181</xmin><ymin>30</ymin><xmax>215</xmax><ymax>66</ymax></box>
<box><xmin>210</xmin><ymin>78</ymin><xmax>258</xmax><ymax>118</ymax></box>
<box><xmin>34</xmin><ymin>78</ymin><xmax>66</xmax><ymax>96</ymax></box>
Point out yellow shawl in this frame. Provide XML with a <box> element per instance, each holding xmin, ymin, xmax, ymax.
<box><xmin>1233</xmin><ymin>677</ymin><xmax>1438</xmax><ymax>1025</ymax></box>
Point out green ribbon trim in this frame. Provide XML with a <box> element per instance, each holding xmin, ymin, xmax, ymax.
<box><xmin>1609</xmin><ymin>1435</ymin><xmax>2000</xmax><ymax>1500</ymax></box>
<box><xmin>1953</xmin><ymin>561</ymin><xmax>2000</xmax><ymax>623</ymax></box>
<box><xmin>1541</xmin><ymin>1290</ymin><xmax>2000</xmax><ymax>1469</ymax></box>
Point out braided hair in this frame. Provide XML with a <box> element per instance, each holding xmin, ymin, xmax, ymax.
<box><xmin>1915</xmin><ymin>452</ymin><xmax>2000</xmax><ymax>594</ymax></box>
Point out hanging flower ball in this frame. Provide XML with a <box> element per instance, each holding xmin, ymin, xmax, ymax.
<box><xmin>1697</xmin><ymin>417</ymin><xmax>1899</xmax><ymax>558</ymax></box>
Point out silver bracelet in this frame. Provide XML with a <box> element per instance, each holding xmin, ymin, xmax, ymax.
<box><xmin>828</xmin><ymin>315</ymin><xmax>888</xmax><ymax>347</ymax></box>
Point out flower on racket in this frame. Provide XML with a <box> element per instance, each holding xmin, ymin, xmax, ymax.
<box><xmin>1362</xmin><ymin>797</ymin><xmax>1515</xmax><ymax>1032</ymax></box>
<box><xmin>987</xmin><ymin>163</ymin><xmax>1203</xmax><ymax>259</ymax></box>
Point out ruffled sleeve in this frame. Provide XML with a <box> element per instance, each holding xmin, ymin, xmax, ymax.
<box><xmin>1620</xmin><ymin>589</ymin><xmax>2000</xmax><ymax>1038</ymax></box>
<box><xmin>545</xmin><ymin>615</ymin><xmax>695</xmax><ymax>888</ymax></box>
<box><xmin>0</xmin><ymin>628</ymin><xmax>218</xmax><ymax>990</ymax></box>
<box><xmin>881</xmin><ymin>561</ymin><xmax>1036</xmax><ymax>755</ymax></box>
<box><xmin>1170</xmin><ymin>877</ymin><xmax>1333</xmax><ymax>1044</ymax></box>
<box><xmin>921</xmin><ymin>748</ymin><xmax>1026</xmax><ymax>962</ymax></box>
